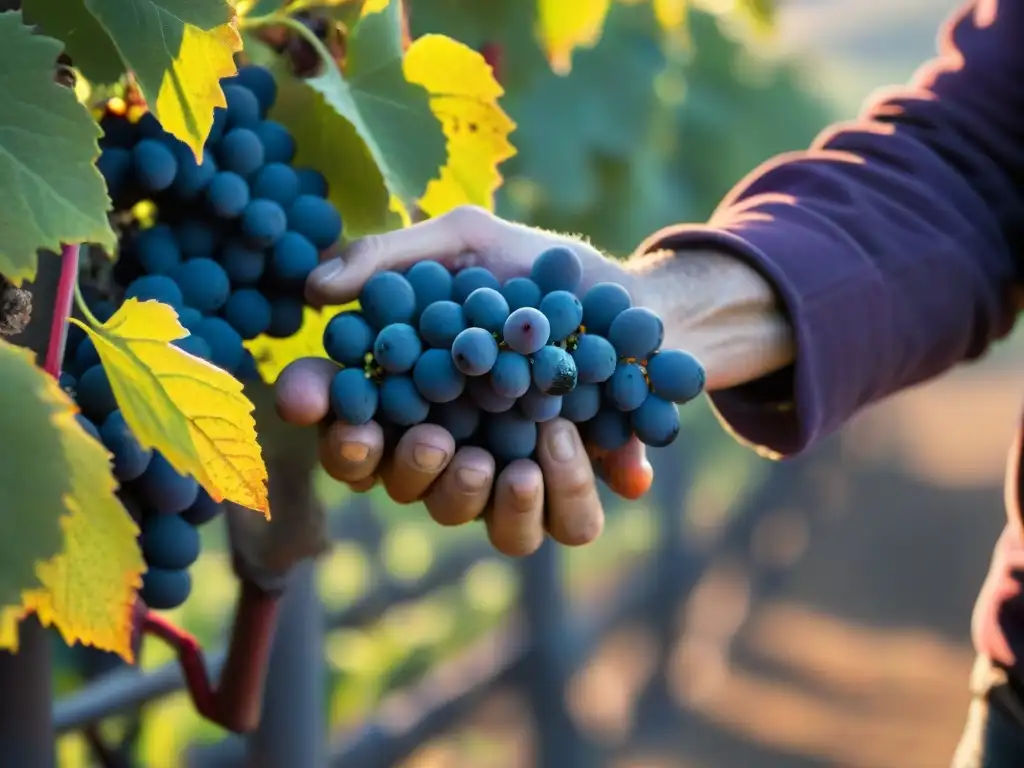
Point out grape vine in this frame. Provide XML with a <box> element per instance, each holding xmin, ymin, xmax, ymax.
<box><xmin>0</xmin><ymin>0</ymin><xmax>511</xmax><ymax>732</ymax></box>
<box><xmin>0</xmin><ymin>0</ymin><xmax>791</xmax><ymax>740</ymax></box>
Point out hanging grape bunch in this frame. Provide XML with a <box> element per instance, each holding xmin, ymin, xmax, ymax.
<box><xmin>321</xmin><ymin>246</ymin><xmax>706</xmax><ymax>468</ymax></box>
<box><xmin>65</xmin><ymin>64</ymin><xmax>342</xmax><ymax>611</ymax></box>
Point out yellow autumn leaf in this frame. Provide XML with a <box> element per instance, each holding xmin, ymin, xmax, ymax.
<box><xmin>0</xmin><ymin>341</ymin><xmax>142</xmax><ymax>660</ymax></box>
<box><xmin>19</xmin><ymin>444</ymin><xmax>145</xmax><ymax>660</ymax></box>
<box><xmin>652</xmin><ymin>0</ymin><xmax>688</xmax><ymax>31</ymax></box>
<box><xmin>154</xmin><ymin>24</ymin><xmax>242</xmax><ymax>158</ymax></box>
<box><xmin>361</xmin><ymin>0</ymin><xmax>389</xmax><ymax>15</ymax></box>
<box><xmin>72</xmin><ymin>299</ymin><xmax>269</xmax><ymax>516</ymax></box>
<box><xmin>404</xmin><ymin>36</ymin><xmax>517</xmax><ymax>218</ymax></box>
<box><xmin>82</xmin><ymin>0</ymin><xmax>242</xmax><ymax>159</ymax></box>
<box><xmin>536</xmin><ymin>0</ymin><xmax>613</xmax><ymax>74</ymax></box>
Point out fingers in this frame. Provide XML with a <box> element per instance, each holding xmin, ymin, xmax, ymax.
<box><xmin>600</xmin><ymin>437</ymin><xmax>653</xmax><ymax>500</ymax></box>
<box><xmin>423</xmin><ymin>446</ymin><xmax>495</xmax><ymax>526</ymax></box>
<box><xmin>380</xmin><ymin>424</ymin><xmax>456</xmax><ymax>504</ymax></box>
<box><xmin>487</xmin><ymin>460</ymin><xmax>545</xmax><ymax>556</ymax></box>
<box><xmin>306</xmin><ymin>206</ymin><xmax>495</xmax><ymax>307</ymax></box>
<box><xmin>318</xmin><ymin>421</ymin><xmax>384</xmax><ymax>483</ymax></box>
<box><xmin>536</xmin><ymin>419</ymin><xmax>604</xmax><ymax>546</ymax></box>
<box><xmin>275</xmin><ymin>357</ymin><xmax>338</xmax><ymax>426</ymax></box>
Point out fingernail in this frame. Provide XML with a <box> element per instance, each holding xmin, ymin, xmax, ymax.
<box><xmin>456</xmin><ymin>467</ymin><xmax>488</xmax><ymax>492</ymax></box>
<box><xmin>412</xmin><ymin>443</ymin><xmax>448</xmax><ymax>471</ymax></box>
<box><xmin>550</xmin><ymin>424</ymin><xmax>577</xmax><ymax>462</ymax></box>
<box><xmin>313</xmin><ymin>259</ymin><xmax>345</xmax><ymax>284</ymax></box>
<box><xmin>340</xmin><ymin>441</ymin><xmax>370</xmax><ymax>462</ymax></box>
<box><xmin>510</xmin><ymin>480</ymin><xmax>536</xmax><ymax>506</ymax></box>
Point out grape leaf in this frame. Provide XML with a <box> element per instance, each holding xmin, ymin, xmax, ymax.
<box><xmin>301</xmin><ymin>0</ymin><xmax>446</xmax><ymax>216</ymax></box>
<box><xmin>409</xmin><ymin>0</ymin><xmax>548</xmax><ymax>92</ymax></box>
<box><xmin>405</xmin><ymin>35</ymin><xmax>517</xmax><ymax>217</ymax></box>
<box><xmin>501</xmin><ymin>2</ymin><xmax>667</xmax><ymax>214</ymax></box>
<box><xmin>0</xmin><ymin>12</ymin><xmax>117</xmax><ymax>285</ymax></box>
<box><xmin>17</xmin><ymin>431</ymin><xmax>144</xmax><ymax>661</ymax></box>
<box><xmin>73</xmin><ymin>299</ymin><xmax>270</xmax><ymax>516</ymax></box>
<box><xmin>242</xmin><ymin>0</ymin><xmax>288</xmax><ymax>15</ymax></box>
<box><xmin>535</xmin><ymin>0</ymin><xmax>613</xmax><ymax>74</ymax></box>
<box><xmin>22</xmin><ymin>0</ymin><xmax>125</xmax><ymax>85</ymax></box>
<box><xmin>0</xmin><ymin>340</ymin><xmax>143</xmax><ymax>661</ymax></box>
<box><xmin>269</xmin><ymin>59</ymin><xmax>400</xmax><ymax>238</ymax></box>
<box><xmin>82</xmin><ymin>0</ymin><xmax>242</xmax><ymax>159</ymax></box>
<box><xmin>0</xmin><ymin>344</ymin><xmax>81</xmax><ymax>609</ymax></box>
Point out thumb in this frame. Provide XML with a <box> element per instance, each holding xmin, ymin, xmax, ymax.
<box><xmin>305</xmin><ymin>208</ymin><xmax>488</xmax><ymax>307</ymax></box>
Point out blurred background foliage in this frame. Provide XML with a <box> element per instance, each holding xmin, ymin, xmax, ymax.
<box><xmin>56</xmin><ymin>1</ymin><xmax>839</xmax><ymax>765</ymax></box>
<box><xmin>412</xmin><ymin>0</ymin><xmax>831</xmax><ymax>255</ymax></box>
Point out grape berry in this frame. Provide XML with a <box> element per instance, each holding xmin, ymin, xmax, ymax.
<box><xmin>322</xmin><ymin>247</ymin><xmax>706</xmax><ymax>466</ymax></box>
<box><xmin>70</xmin><ymin>64</ymin><xmax>346</xmax><ymax>612</ymax></box>
<box><xmin>99</xmin><ymin>64</ymin><xmax>342</xmax><ymax>382</ymax></box>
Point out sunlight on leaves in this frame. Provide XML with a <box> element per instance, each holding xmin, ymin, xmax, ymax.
<box><xmin>75</xmin><ymin>299</ymin><xmax>270</xmax><ymax>515</ymax></box>
<box><xmin>0</xmin><ymin>341</ymin><xmax>142</xmax><ymax>661</ymax></box>
<box><xmin>245</xmin><ymin>305</ymin><xmax>347</xmax><ymax>383</ymax></box>
<box><xmin>536</xmin><ymin>0</ymin><xmax>613</xmax><ymax>74</ymax></box>
<box><xmin>405</xmin><ymin>35</ymin><xmax>517</xmax><ymax>216</ymax></box>
<box><xmin>83</xmin><ymin>0</ymin><xmax>242</xmax><ymax>158</ymax></box>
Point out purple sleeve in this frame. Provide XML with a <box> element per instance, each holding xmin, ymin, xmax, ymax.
<box><xmin>638</xmin><ymin>0</ymin><xmax>1024</xmax><ymax>457</ymax></box>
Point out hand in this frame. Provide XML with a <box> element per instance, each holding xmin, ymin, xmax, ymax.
<box><xmin>275</xmin><ymin>206</ymin><xmax>654</xmax><ymax>557</ymax></box>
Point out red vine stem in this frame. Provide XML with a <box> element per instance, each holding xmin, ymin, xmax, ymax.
<box><xmin>44</xmin><ymin>243</ymin><xmax>80</xmax><ymax>378</ymax></box>
<box><xmin>140</xmin><ymin>579</ymin><xmax>281</xmax><ymax>733</ymax></box>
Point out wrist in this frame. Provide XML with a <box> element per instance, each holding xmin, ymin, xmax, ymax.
<box><xmin>625</xmin><ymin>248</ymin><xmax>795</xmax><ymax>391</ymax></box>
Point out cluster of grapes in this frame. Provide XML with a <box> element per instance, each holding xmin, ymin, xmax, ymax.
<box><xmin>61</xmin><ymin>64</ymin><xmax>345</xmax><ymax>611</ymax></box>
<box><xmin>96</xmin><ymin>63</ymin><xmax>342</xmax><ymax>379</ymax></box>
<box><xmin>59</xmin><ymin>328</ymin><xmax>222</xmax><ymax>610</ymax></box>
<box><xmin>322</xmin><ymin>247</ymin><xmax>705</xmax><ymax>465</ymax></box>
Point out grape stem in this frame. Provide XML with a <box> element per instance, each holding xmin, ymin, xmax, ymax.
<box><xmin>43</xmin><ymin>243</ymin><xmax>80</xmax><ymax>378</ymax></box>
<box><xmin>72</xmin><ymin>279</ymin><xmax>102</xmax><ymax>329</ymax></box>
<box><xmin>140</xmin><ymin>579</ymin><xmax>282</xmax><ymax>733</ymax></box>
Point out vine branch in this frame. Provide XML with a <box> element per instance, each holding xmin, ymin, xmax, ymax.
<box><xmin>140</xmin><ymin>579</ymin><xmax>282</xmax><ymax>734</ymax></box>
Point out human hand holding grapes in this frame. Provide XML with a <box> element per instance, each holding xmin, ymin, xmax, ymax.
<box><xmin>275</xmin><ymin>206</ymin><xmax>702</xmax><ymax>556</ymax></box>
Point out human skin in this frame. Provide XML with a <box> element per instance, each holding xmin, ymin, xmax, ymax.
<box><xmin>282</xmin><ymin>0</ymin><xmax>1024</xmax><ymax>662</ymax></box>
<box><xmin>277</xmin><ymin>1</ymin><xmax>1024</xmax><ymax>762</ymax></box>
<box><xmin>276</xmin><ymin>208</ymin><xmax>792</xmax><ymax>557</ymax></box>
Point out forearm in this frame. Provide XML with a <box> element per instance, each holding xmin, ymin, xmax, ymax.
<box><xmin>627</xmin><ymin>249</ymin><xmax>794</xmax><ymax>392</ymax></box>
<box><xmin>632</xmin><ymin>1</ymin><xmax>1024</xmax><ymax>456</ymax></box>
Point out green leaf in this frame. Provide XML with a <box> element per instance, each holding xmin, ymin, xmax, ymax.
<box><xmin>303</xmin><ymin>0</ymin><xmax>446</xmax><ymax>214</ymax></box>
<box><xmin>502</xmin><ymin>2</ymin><xmax>666</xmax><ymax>214</ymax></box>
<box><xmin>22</xmin><ymin>0</ymin><xmax>124</xmax><ymax>85</ymax></box>
<box><xmin>0</xmin><ymin>343</ymin><xmax>89</xmax><ymax>610</ymax></box>
<box><xmin>271</xmin><ymin>66</ymin><xmax>400</xmax><ymax>237</ymax></box>
<box><xmin>243</xmin><ymin>0</ymin><xmax>288</xmax><ymax>15</ymax></box>
<box><xmin>0</xmin><ymin>341</ymin><xmax>143</xmax><ymax>661</ymax></box>
<box><xmin>82</xmin><ymin>0</ymin><xmax>241</xmax><ymax>157</ymax></box>
<box><xmin>0</xmin><ymin>11</ymin><xmax>116</xmax><ymax>285</ymax></box>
